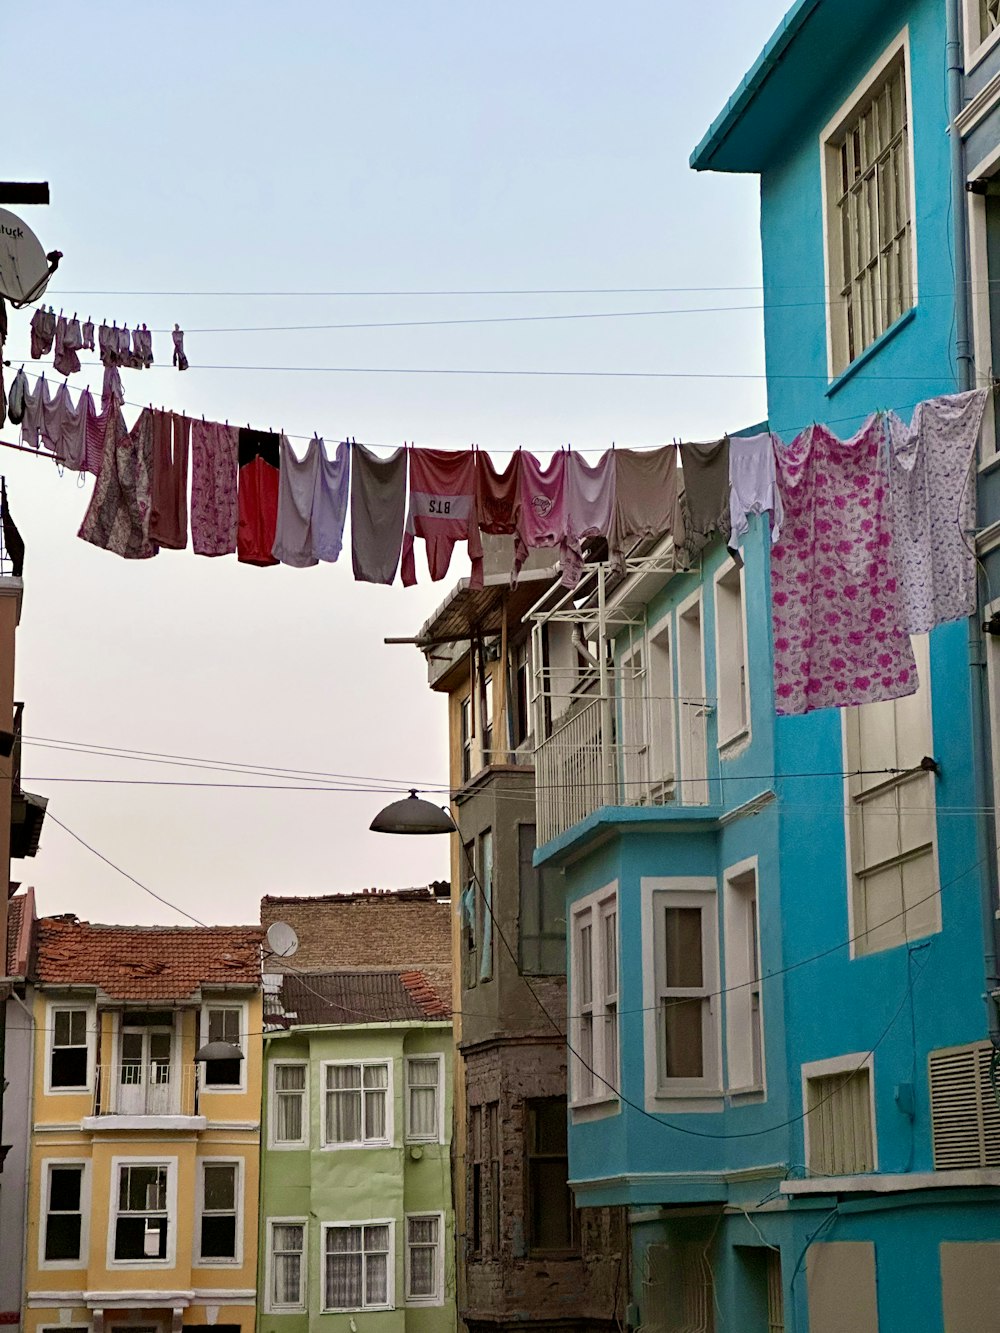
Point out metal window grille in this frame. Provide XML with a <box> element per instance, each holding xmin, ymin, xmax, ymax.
<box><xmin>806</xmin><ymin>1068</ymin><xmax>874</xmax><ymax>1175</ymax></box>
<box><xmin>834</xmin><ymin>60</ymin><xmax>912</xmax><ymax>366</ymax></box>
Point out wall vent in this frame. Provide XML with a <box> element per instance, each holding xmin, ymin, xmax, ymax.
<box><xmin>929</xmin><ymin>1041</ymin><xmax>1000</xmax><ymax>1169</ymax></box>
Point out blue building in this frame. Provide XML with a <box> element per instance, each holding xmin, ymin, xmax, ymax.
<box><xmin>530</xmin><ymin>2</ymin><xmax>1000</xmax><ymax>1328</ymax></box>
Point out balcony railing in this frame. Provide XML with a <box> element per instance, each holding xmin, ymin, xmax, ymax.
<box><xmin>534</xmin><ymin>692</ymin><xmax>713</xmax><ymax>844</ymax></box>
<box><xmin>92</xmin><ymin>1063</ymin><xmax>199</xmax><ymax>1118</ymax></box>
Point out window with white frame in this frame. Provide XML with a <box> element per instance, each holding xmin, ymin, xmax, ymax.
<box><xmin>460</xmin><ymin>694</ymin><xmax>473</xmax><ymax>784</ymax></box>
<box><xmin>197</xmin><ymin>1160</ymin><xmax>239</xmax><ymax>1263</ymax></box>
<box><xmin>715</xmin><ymin>560</ymin><xmax>749</xmax><ymax>748</ymax></box>
<box><xmin>647</xmin><ymin>620</ymin><xmax>676</xmax><ymax>795</ymax></box>
<box><xmin>270</xmin><ymin>1062</ymin><xmax>308</xmax><ymax>1146</ymax></box>
<box><xmin>405</xmin><ymin>1213</ymin><xmax>443</xmax><ymax>1304</ymax></box>
<box><xmin>804</xmin><ymin>1058</ymin><xmax>875</xmax><ymax>1176</ymax></box>
<box><xmin>49</xmin><ymin>1007</ymin><xmax>90</xmax><ymax>1089</ymax></box>
<box><xmin>405</xmin><ymin>1056</ymin><xmax>442</xmax><ymax>1142</ymax></box>
<box><xmin>724</xmin><ymin>862</ymin><xmax>764</xmax><ymax>1093</ymax></box>
<box><xmin>824</xmin><ymin>40</ymin><xmax>913</xmax><ymax>375</ymax></box>
<box><xmin>42</xmin><ymin>1162</ymin><xmax>86</xmax><ymax>1264</ymax></box>
<box><xmin>201</xmin><ymin>1005</ymin><xmax>244</xmax><ymax>1087</ymax></box>
<box><xmin>112</xmin><ymin>1162</ymin><xmax>171</xmax><ymax>1262</ymax></box>
<box><xmin>844</xmin><ymin>634</ymin><xmax>939</xmax><ymax>956</ymax></box>
<box><xmin>268</xmin><ymin>1219</ymin><xmax>306</xmax><ymax>1310</ymax></box>
<box><xmin>969</xmin><ymin>0</ymin><xmax>1000</xmax><ymax>56</ymax></box>
<box><xmin>677</xmin><ymin>594</ymin><xmax>709</xmax><ymax>805</ymax></box>
<box><xmin>570</xmin><ymin>887</ymin><xmax>619</xmax><ymax>1104</ymax></box>
<box><xmin>653</xmin><ymin>883</ymin><xmax>721</xmax><ymax>1092</ymax></box>
<box><xmin>619</xmin><ymin>642</ymin><xmax>649</xmax><ymax>801</ymax></box>
<box><xmin>324</xmin><ymin>1061</ymin><xmax>391</xmax><ymax>1146</ymax></box>
<box><xmin>323</xmin><ymin>1222</ymin><xmax>393</xmax><ymax>1311</ymax></box>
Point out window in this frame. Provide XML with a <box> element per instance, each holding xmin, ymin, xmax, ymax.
<box><xmin>844</xmin><ymin>635</ymin><xmax>939</xmax><ymax>955</ymax></box>
<box><xmin>462</xmin><ymin>834</ymin><xmax>493</xmax><ymax>987</ymax></box>
<box><xmin>469</xmin><ymin>1104</ymin><xmax>483</xmax><ymax>1255</ymax></box>
<box><xmin>50</xmin><ymin>1008</ymin><xmax>89</xmax><ymax>1089</ymax></box>
<box><xmin>268</xmin><ymin>1220</ymin><xmax>306</xmax><ymax>1311</ymax></box>
<box><xmin>324</xmin><ymin>1061</ymin><xmax>391</xmax><ymax>1146</ymax></box>
<box><xmin>468</xmin><ymin>1101</ymin><xmax>499</xmax><ymax>1256</ymax></box>
<box><xmin>653</xmin><ymin>883</ymin><xmax>721</xmax><ymax>1092</ymax></box>
<box><xmin>968</xmin><ymin>0</ymin><xmax>1000</xmax><ymax>57</ymax></box>
<box><xmin>513</xmin><ymin>640</ymin><xmax>530</xmax><ymax>748</ymax></box>
<box><xmin>43</xmin><ymin>1163</ymin><xmax>85</xmax><ymax>1264</ymax></box>
<box><xmin>647</xmin><ymin>620</ymin><xmax>676</xmax><ymax>796</ymax></box>
<box><xmin>460</xmin><ymin>694</ymin><xmax>473</xmax><ymax>784</ymax></box>
<box><xmin>715</xmin><ymin>561</ymin><xmax>749</xmax><ymax>748</ymax></box>
<box><xmin>405</xmin><ymin>1214</ymin><xmax>443</xmax><ymax>1304</ymax></box>
<box><xmin>724</xmin><ymin>862</ymin><xmax>764</xmax><ymax>1093</ymax></box>
<box><xmin>620</xmin><ymin>643</ymin><xmax>649</xmax><ymax>801</ymax></box>
<box><xmin>113</xmin><ymin>1163</ymin><xmax>170</xmax><ymax>1262</ymax></box>
<box><xmin>479</xmin><ymin>828</ymin><xmax>494</xmax><ymax>982</ymax></box>
<box><xmin>518</xmin><ymin>823</ymin><xmax>565</xmax><ymax>975</ymax></box>
<box><xmin>270</xmin><ymin>1062</ymin><xmax>307</xmax><ymax>1147</ymax></box>
<box><xmin>461</xmin><ymin>839</ymin><xmax>479</xmax><ymax>989</ymax></box>
<box><xmin>406</xmin><ymin>1057</ymin><xmax>441</xmax><ymax>1143</ymax></box>
<box><xmin>482</xmin><ymin>672</ymin><xmax>494</xmax><ymax>762</ymax></box>
<box><xmin>929</xmin><ymin>1041</ymin><xmax>1000</xmax><ymax>1169</ymax></box>
<box><xmin>201</xmin><ymin>1006</ymin><xmax>243</xmax><ymax>1087</ymax></box>
<box><xmin>643</xmin><ymin>1241</ymin><xmax>716</xmax><ymax>1333</ymax></box>
<box><xmin>198</xmin><ymin>1161</ymin><xmax>239</xmax><ymax>1263</ymax></box>
<box><xmin>526</xmin><ymin>1098</ymin><xmax>575</xmax><ymax>1253</ymax></box>
<box><xmin>804</xmin><ymin>1059</ymin><xmax>875</xmax><ymax>1176</ymax></box>
<box><xmin>824</xmin><ymin>42</ymin><xmax>913</xmax><ymax>375</ymax></box>
<box><xmin>323</xmin><ymin>1222</ymin><xmax>393</xmax><ymax>1312</ymax></box>
<box><xmin>677</xmin><ymin>594</ymin><xmax>709</xmax><ymax>805</ymax></box>
<box><xmin>571</xmin><ymin>886</ymin><xmax>619</xmax><ymax>1104</ymax></box>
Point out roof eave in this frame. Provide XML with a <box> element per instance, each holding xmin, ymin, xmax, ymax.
<box><xmin>690</xmin><ymin>0</ymin><xmax>821</xmax><ymax>174</ymax></box>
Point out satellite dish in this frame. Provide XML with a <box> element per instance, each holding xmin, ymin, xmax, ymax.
<box><xmin>0</xmin><ymin>209</ymin><xmax>54</xmax><ymax>305</ymax></box>
<box><xmin>266</xmin><ymin>921</ymin><xmax>299</xmax><ymax>959</ymax></box>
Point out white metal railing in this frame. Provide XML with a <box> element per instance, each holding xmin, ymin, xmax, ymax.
<box><xmin>534</xmin><ymin>692</ymin><xmax>714</xmax><ymax>844</ymax></box>
<box><xmin>93</xmin><ymin>1063</ymin><xmax>199</xmax><ymax>1118</ymax></box>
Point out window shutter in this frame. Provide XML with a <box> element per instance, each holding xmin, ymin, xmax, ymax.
<box><xmin>929</xmin><ymin>1041</ymin><xmax>1000</xmax><ymax>1169</ymax></box>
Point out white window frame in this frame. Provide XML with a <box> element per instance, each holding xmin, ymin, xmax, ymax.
<box><xmin>268</xmin><ymin>1058</ymin><xmax>309</xmax><ymax>1149</ymax></box>
<box><xmin>841</xmin><ymin>633</ymin><xmax>940</xmax><ymax>958</ymax></box>
<box><xmin>44</xmin><ymin>1001</ymin><xmax>96</xmax><ymax>1096</ymax></box>
<box><xmin>194</xmin><ymin>1156</ymin><xmax>243</xmax><ymax>1267</ymax></box>
<box><xmin>963</xmin><ymin>0</ymin><xmax>1000</xmax><ymax>71</ymax></box>
<box><xmin>321</xmin><ymin>1059</ymin><xmax>394</xmax><ymax>1149</ymax></box>
<box><xmin>569</xmin><ymin>883</ymin><xmax>619</xmax><ymax>1112</ymax></box>
<box><xmin>106</xmin><ymin>1155</ymin><xmax>178</xmax><ymax>1269</ymax></box>
<box><xmin>676</xmin><ymin>589</ymin><xmax>710</xmax><ymax>806</ymax></box>
<box><xmin>404</xmin><ymin>1211</ymin><xmax>445</xmax><ymax>1307</ymax></box>
<box><xmin>801</xmin><ymin>1052</ymin><xmax>878</xmax><ymax>1177</ymax></box>
<box><xmin>967</xmin><ymin>143</ymin><xmax>1000</xmax><ymax>463</ymax></box>
<box><xmin>321</xmin><ymin>1219</ymin><xmax>395</xmax><ymax>1313</ymax></box>
<box><xmin>38</xmin><ymin>1158</ymin><xmax>90</xmax><ymax>1271</ymax></box>
<box><xmin>723</xmin><ymin>857</ymin><xmax>765</xmax><ymax>1096</ymax></box>
<box><xmin>642</xmin><ymin>877</ymin><xmax>722</xmax><ymax>1111</ymax></box>
<box><xmin>713</xmin><ymin>557</ymin><xmax>751</xmax><ymax>752</ymax></box>
<box><xmin>619</xmin><ymin>637</ymin><xmax>650</xmax><ymax>803</ymax></box>
<box><xmin>647</xmin><ymin>614</ymin><xmax>677</xmax><ymax>797</ymax></box>
<box><xmin>820</xmin><ymin>29</ymin><xmax>918</xmax><ymax>380</ymax></box>
<box><xmin>265</xmin><ymin>1217</ymin><xmax>307</xmax><ymax>1313</ymax></box>
<box><xmin>405</xmin><ymin>1054</ymin><xmax>444</xmax><ymax>1144</ymax></box>
<box><xmin>198</xmin><ymin>1001</ymin><xmax>249</xmax><ymax>1093</ymax></box>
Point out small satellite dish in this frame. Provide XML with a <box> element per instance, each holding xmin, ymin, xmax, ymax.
<box><xmin>0</xmin><ymin>209</ymin><xmax>53</xmax><ymax>305</ymax></box>
<box><xmin>266</xmin><ymin>921</ymin><xmax>299</xmax><ymax>959</ymax></box>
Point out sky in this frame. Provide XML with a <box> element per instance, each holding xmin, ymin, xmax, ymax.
<box><xmin>2</xmin><ymin>0</ymin><xmax>790</xmax><ymax>927</ymax></box>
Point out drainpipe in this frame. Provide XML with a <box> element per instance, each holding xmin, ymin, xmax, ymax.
<box><xmin>949</xmin><ymin>0</ymin><xmax>1000</xmax><ymax>1035</ymax></box>
<box><xmin>10</xmin><ymin>988</ymin><xmax>34</xmax><ymax>1332</ymax></box>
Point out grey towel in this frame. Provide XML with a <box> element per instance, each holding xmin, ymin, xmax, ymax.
<box><xmin>680</xmin><ymin>437</ymin><xmax>731</xmax><ymax>555</ymax></box>
<box><xmin>350</xmin><ymin>443</ymin><xmax>407</xmax><ymax>584</ymax></box>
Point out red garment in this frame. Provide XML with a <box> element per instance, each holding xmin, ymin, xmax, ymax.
<box><xmin>476</xmin><ymin>449</ymin><xmax>521</xmax><ymax>535</ymax></box>
<box><xmin>150</xmin><ymin>410</ymin><xmax>190</xmax><ymax>550</ymax></box>
<box><xmin>401</xmin><ymin>448</ymin><xmax>483</xmax><ymax>587</ymax></box>
<box><xmin>237</xmin><ymin>428</ymin><xmax>280</xmax><ymax>566</ymax></box>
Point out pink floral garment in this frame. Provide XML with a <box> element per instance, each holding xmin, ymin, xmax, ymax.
<box><xmin>770</xmin><ymin>416</ymin><xmax>917</xmax><ymax>716</ymax></box>
<box><xmin>190</xmin><ymin>419</ymin><xmax>239</xmax><ymax>556</ymax></box>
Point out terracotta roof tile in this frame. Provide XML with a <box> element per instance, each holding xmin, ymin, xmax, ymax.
<box><xmin>279</xmin><ymin>969</ymin><xmax>452</xmax><ymax>1027</ymax></box>
<box><xmin>35</xmin><ymin>917</ymin><xmax>262</xmax><ymax>998</ymax></box>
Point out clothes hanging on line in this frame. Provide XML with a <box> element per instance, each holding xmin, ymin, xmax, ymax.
<box><xmin>561</xmin><ymin>449</ymin><xmax>616</xmax><ymax>587</ymax></box>
<box><xmin>190</xmin><ymin>419</ymin><xmax>239</xmax><ymax>557</ymax></box>
<box><xmin>728</xmin><ymin>431</ymin><xmax>784</xmax><ymax>555</ymax></box>
<box><xmin>272</xmin><ymin>436</ymin><xmax>351</xmax><ymax>568</ymax></box>
<box><xmin>6</xmin><ymin>368</ymin><xmax>27</xmax><ymax>426</ymax></box>
<box><xmin>350</xmin><ymin>443</ymin><xmax>407</xmax><ymax>585</ymax></box>
<box><xmin>770</xmin><ymin>416</ymin><xmax>917</xmax><ymax>717</ymax></box>
<box><xmin>172</xmin><ymin>325</ymin><xmax>188</xmax><ymax>371</ymax></box>
<box><xmin>149</xmin><ymin>410</ymin><xmax>190</xmax><ymax>550</ymax></box>
<box><xmin>680</xmin><ymin>436</ymin><xmax>731</xmax><ymax>555</ymax></box>
<box><xmin>513</xmin><ymin>449</ymin><xmax>569</xmax><ymax>578</ymax></box>
<box><xmin>53</xmin><ymin>315</ymin><xmax>83</xmax><ymax>377</ymax></box>
<box><xmin>237</xmin><ymin>428</ymin><xmax>281</xmax><ymax>566</ymax></box>
<box><xmin>401</xmin><ymin>447</ymin><xmax>483</xmax><ymax>587</ymax></box>
<box><xmin>29</xmin><ymin>307</ymin><xmax>55</xmax><ymax>359</ymax></box>
<box><xmin>102</xmin><ymin>364</ymin><xmax>124</xmax><ymax>411</ymax></box>
<box><xmin>886</xmin><ymin>389</ymin><xmax>988</xmax><ymax>635</ymax></box>
<box><xmin>81</xmin><ymin>319</ymin><xmax>95</xmax><ymax>352</ymax></box>
<box><xmin>476</xmin><ymin>449</ymin><xmax>521</xmax><ymax>535</ymax></box>
<box><xmin>608</xmin><ymin>445</ymin><xmax>685</xmax><ymax>571</ymax></box>
<box><xmin>78</xmin><ymin>407</ymin><xmax>158</xmax><ymax>559</ymax></box>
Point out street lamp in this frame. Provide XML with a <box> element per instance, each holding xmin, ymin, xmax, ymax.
<box><xmin>369</xmin><ymin>789</ymin><xmax>456</xmax><ymax>836</ymax></box>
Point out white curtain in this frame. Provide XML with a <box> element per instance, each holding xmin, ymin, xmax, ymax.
<box><xmin>364</xmin><ymin>1225</ymin><xmax>390</xmax><ymax>1305</ymax></box>
<box><xmin>326</xmin><ymin>1226</ymin><xmax>362</xmax><ymax>1309</ymax></box>
<box><xmin>272</xmin><ymin>1224</ymin><xmax>303</xmax><ymax>1305</ymax></box>
<box><xmin>326</xmin><ymin>1065</ymin><xmax>362</xmax><ymax>1142</ymax></box>
<box><xmin>363</xmin><ymin>1064</ymin><xmax>388</xmax><ymax>1141</ymax></box>
<box><xmin>407</xmin><ymin>1216</ymin><xmax>438</xmax><ymax>1298</ymax></box>
<box><xmin>408</xmin><ymin>1060</ymin><xmax>439</xmax><ymax>1140</ymax></box>
<box><xmin>275</xmin><ymin>1064</ymin><xmax>305</xmax><ymax>1141</ymax></box>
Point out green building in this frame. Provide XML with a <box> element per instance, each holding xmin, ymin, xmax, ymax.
<box><xmin>257</xmin><ymin>890</ymin><xmax>456</xmax><ymax>1333</ymax></box>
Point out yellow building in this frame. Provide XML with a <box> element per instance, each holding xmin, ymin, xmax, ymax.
<box><xmin>23</xmin><ymin>915</ymin><xmax>263</xmax><ymax>1333</ymax></box>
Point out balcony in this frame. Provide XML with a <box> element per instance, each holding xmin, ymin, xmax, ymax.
<box><xmin>534</xmin><ymin>691</ymin><xmax>715</xmax><ymax>844</ymax></box>
<box><xmin>83</xmin><ymin>1062</ymin><xmax>204</xmax><ymax>1130</ymax></box>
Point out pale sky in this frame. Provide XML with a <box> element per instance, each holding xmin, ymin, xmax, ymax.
<box><xmin>3</xmin><ymin>1</ymin><xmax>788</xmax><ymax>926</ymax></box>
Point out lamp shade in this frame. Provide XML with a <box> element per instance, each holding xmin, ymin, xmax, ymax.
<box><xmin>370</xmin><ymin>789</ymin><xmax>456</xmax><ymax>836</ymax></box>
<box><xmin>194</xmin><ymin>1040</ymin><xmax>244</xmax><ymax>1063</ymax></box>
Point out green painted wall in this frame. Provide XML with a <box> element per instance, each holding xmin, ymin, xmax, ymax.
<box><xmin>258</xmin><ymin>1022</ymin><xmax>456</xmax><ymax>1333</ymax></box>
